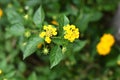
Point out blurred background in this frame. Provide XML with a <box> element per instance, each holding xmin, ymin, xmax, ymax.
<box><xmin>0</xmin><ymin>0</ymin><xmax>120</xmax><ymax>80</ymax></box>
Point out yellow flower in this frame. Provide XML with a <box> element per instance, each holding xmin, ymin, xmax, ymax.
<box><xmin>37</xmin><ymin>43</ymin><xmax>42</xmax><ymax>49</ymax></box>
<box><xmin>39</xmin><ymin>32</ymin><xmax>46</xmax><ymax>38</ymax></box>
<box><xmin>100</xmin><ymin>34</ymin><xmax>115</xmax><ymax>47</ymax></box>
<box><xmin>96</xmin><ymin>33</ymin><xmax>115</xmax><ymax>56</ymax></box>
<box><xmin>51</xmin><ymin>20</ymin><xmax>58</xmax><ymax>25</ymax></box>
<box><xmin>39</xmin><ymin>25</ymin><xmax>57</xmax><ymax>43</ymax></box>
<box><xmin>45</xmin><ymin>37</ymin><xmax>51</xmax><ymax>43</ymax></box>
<box><xmin>0</xmin><ymin>8</ymin><xmax>3</xmax><ymax>17</ymax></box>
<box><xmin>63</xmin><ymin>24</ymin><xmax>79</xmax><ymax>42</ymax></box>
<box><xmin>96</xmin><ymin>42</ymin><xmax>111</xmax><ymax>56</ymax></box>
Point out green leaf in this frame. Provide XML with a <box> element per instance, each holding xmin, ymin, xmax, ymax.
<box><xmin>50</xmin><ymin>45</ymin><xmax>63</xmax><ymax>68</ymax></box>
<box><xmin>23</xmin><ymin>37</ymin><xmax>44</xmax><ymax>59</ymax></box>
<box><xmin>106</xmin><ymin>58</ymin><xmax>117</xmax><ymax>67</ymax></box>
<box><xmin>52</xmin><ymin>38</ymin><xmax>67</xmax><ymax>45</ymax></box>
<box><xmin>5</xmin><ymin>71</ymin><xmax>16</xmax><ymax>78</ymax></box>
<box><xmin>73</xmin><ymin>40</ymin><xmax>87</xmax><ymax>52</ymax></box>
<box><xmin>57</xmin><ymin>15</ymin><xmax>69</xmax><ymax>35</ymax></box>
<box><xmin>117</xmin><ymin>54</ymin><xmax>120</xmax><ymax>61</ymax></box>
<box><xmin>6</xmin><ymin>8</ymin><xmax>23</xmax><ymax>24</ymax></box>
<box><xmin>10</xmin><ymin>23</ymin><xmax>25</xmax><ymax>36</ymax></box>
<box><xmin>57</xmin><ymin>14</ymin><xmax>69</xmax><ymax>27</ymax></box>
<box><xmin>90</xmin><ymin>12</ymin><xmax>103</xmax><ymax>22</ymax></box>
<box><xmin>33</xmin><ymin>6</ymin><xmax>45</xmax><ymax>27</ymax></box>
<box><xmin>75</xmin><ymin>13</ymin><xmax>91</xmax><ymax>32</ymax></box>
<box><xmin>28</xmin><ymin>72</ymin><xmax>37</xmax><ymax>80</ymax></box>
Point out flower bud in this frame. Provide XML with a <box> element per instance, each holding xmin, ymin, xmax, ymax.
<box><xmin>24</xmin><ymin>31</ymin><xmax>31</xmax><ymax>38</ymax></box>
<box><xmin>43</xmin><ymin>48</ymin><xmax>49</xmax><ymax>55</ymax></box>
<box><xmin>24</xmin><ymin>14</ymin><xmax>29</xmax><ymax>20</ymax></box>
<box><xmin>62</xmin><ymin>46</ymin><xmax>67</xmax><ymax>54</ymax></box>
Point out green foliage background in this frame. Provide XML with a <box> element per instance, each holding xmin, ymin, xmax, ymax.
<box><xmin>0</xmin><ymin>0</ymin><xmax>120</xmax><ymax>80</ymax></box>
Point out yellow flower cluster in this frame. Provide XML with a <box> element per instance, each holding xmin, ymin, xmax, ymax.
<box><xmin>0</xmin><ymin>8</ymin><xmax>3</xmax><ymax>17</ymax></box>
<box><xmin>97</xmin><ymin>34</ymin><xmax>115</xmax><ymax>56</ymax></box>
<box><xmin>39</xmin><ymin>25</ymin><xmax>57</xmax><ymax>43</ymax></box>
<box><xmin>63</xmin><ymin>24</ymin><xmax>79</xmax><ymax>42</ymax></box>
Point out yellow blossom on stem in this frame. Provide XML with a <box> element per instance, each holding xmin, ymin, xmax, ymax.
<box><xmin>63</xmin><ymin>24</ymin><xmax>79</xmax><ymax>42</ymax></box>
<box><xmin>39</xmin><ymin>32</ymin><xmax>46</xmax><ymax>38</ymax></box>
<box><xmin>96</xmin><ymin>42</ymin><xmax>111</xmax><ymax>56</ymax></box>
<box><xmin>96</xmin><ymin>33</ymin><xmax>115</xmax><ymax>56</ymax></box>
<box><xmin>100</xmin><ymin>33</ymin><xmax>115</xmax><ymax>47</ymax></box>
<box><xmin>0</xmin><ymin>8</ymin><xmax>3</xmax><ymax>18</ymax></box>
<box><xmin>45</xmin><ymin>37</ymin><xmax>51</xmax><ymax>43</ymax></box>
<box><xmin>39</xmin><ymin>25</ymin><xmax>57</xmax><ymax>43</ymax></box>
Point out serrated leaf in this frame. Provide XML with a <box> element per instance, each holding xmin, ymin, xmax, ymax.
<box><xmin>23</xmin><ymin>37</ymin><xmax>44</xmax><ymax>59</ymax></box>
<box><xmin>33</xmin><ymin>6</ymin><xmax>45</xmax><ymax>27</ymax></box>
<box><xmin>28</xmin><ymin>72</ymin><xmax>37</xmax><ymax>80</ymax></box>
<box><xmin>50</xmin><ymin>45</ymin><xmax>63</xmax><ymax>68</ymax></box>
<box><xmin>6</xmin><ymin>8</ymin><xmax>23</xmax><ymax>24</ymax></box>
<box><xmin>73</xmin><ymin>40</ymin><xmax>87</xmax><ymax>52</ymax></box>
<box><xmin>10</xmin><ymin>23</ymin><xmax>25</xmax><ymax>36</ymax></box>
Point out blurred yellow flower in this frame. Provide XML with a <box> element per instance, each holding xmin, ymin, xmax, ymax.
<box><xmin>117</xmin><ymin>60</ymin><xmax>120</xmax><ymax>65</ymax></box>
<box><xmin>100</xmin><ymin>34</ymin><xmax>115</xmax><ymax>47</ymax></box>
<box><xmin>37</xmin><ymin>43</ymin><xmax>42</xmax><ymax>49</ymax></box>
<box><xmin>0</xmin><ymin>8</ymin><xmax>3</xmax><ymax>17</ymax></box>
<box><xmin>96</xmin><ymin>42</ymin><xmax>111</xmax><ymax>56</ymax></box>
<box><xmin>51</xmin><ymin>20</ymin><xmax>58</xmax><ymax>25</ymax></box>
<box><xmin>39</xmin><ymin>32</ymin><xmax>46</xmax><ymax>38</ymax></box>
<box><xmin>63</xmin><ymin>24</ymin><xmax>79</xmax><ymax>42</ymax></box>
<box><xmin>39</xmin><ymin>25</ymin><xmax>57</xmax><ymax>43</ymax></box>
<box><xmin>0</xmin><ymin>69</ymin><xmax>2</xmax><ymax>74</ymax></box>
<box><xmin>96</xmin><ymin>33</ymin><xmax>115</xmax><ymax>56</ymax></box>
<box><xmin>45</xmin><ymin>37</ymin><xmax>51</xmax><ymax>43</ymax></box>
